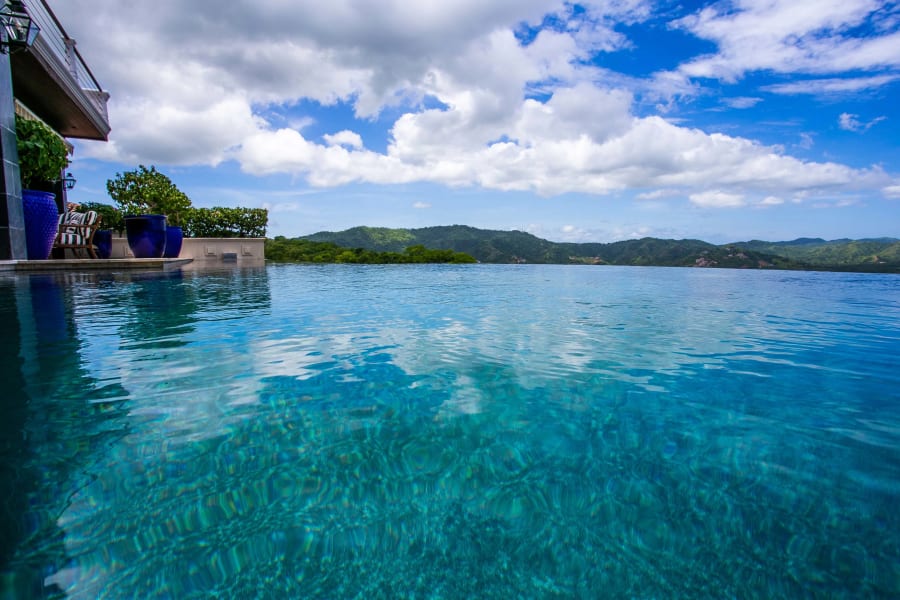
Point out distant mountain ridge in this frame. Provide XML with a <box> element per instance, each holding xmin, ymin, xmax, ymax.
<box><xmin>299</xmin><ymin>226</ymin><xmax>900</xmax><ymax>272</ymax></box>
<box><xmin>728</xmin><ymin>238</ymin><xmax>900</xmax><ymax>267</ymax></box>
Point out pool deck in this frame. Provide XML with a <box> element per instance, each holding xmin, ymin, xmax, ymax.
<box><xmin>0</xmin><ymin>258</ymin><xmax>193</xmax><ymax>272</ymax></box>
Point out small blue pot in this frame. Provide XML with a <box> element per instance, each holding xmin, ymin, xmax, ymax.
<box><xmin>164</xmin><ymin>226</ymin><xmax>183</xmax><ymax>258</ymax></box>
<box><xmin>94</xmin><ymin>229</ymin><xmax>113</xmax><ymax>259</ymax></box>
<box><xmin>124</xmin><ymin>214</ymin><xmax>167</xmax><ymax>258</ymax></box>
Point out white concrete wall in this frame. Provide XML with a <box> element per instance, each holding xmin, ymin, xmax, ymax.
<box><xmin>111</xmin><ymin>236</ymin><xmax>265</xmax><ymax>263</ymax></box>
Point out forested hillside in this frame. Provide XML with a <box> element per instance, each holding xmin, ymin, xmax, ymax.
<box><xmin>302</xmin><ymin>226</ymin><xmax>804</xmax><ymax>269</ymax></box>
<box><xmin>306</xmin><ymin>226</ymin><xmax>567</xmax><ymax>263</ymax></box>
<box><xmin>298</xmin><ymin>226</ymin><xmax>900</xmax><ymax>272</ymax></box>
<box><xmin>266</xmin><ymin>238</ymin><xmax>476</xmax><ymax>264</ymax></box>
<box><xmin>730</xmin><ymin>238</ymin><xmax>900</xmax><ymax>268</ymax></box>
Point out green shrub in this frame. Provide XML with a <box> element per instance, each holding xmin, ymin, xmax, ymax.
<box><xmin>185</xmin><ymin>207</ymin><xmax>268</xmax><ymax>238</ymax></box>
<box><xmin>78</xmin><ymin>202</ymin><xmax>124</xmax><ymax>233</ymax></box>
<box><xmin>15</xmin><ymin>116</ymin><xmax>69</xmax><ymax>189</ymax></box>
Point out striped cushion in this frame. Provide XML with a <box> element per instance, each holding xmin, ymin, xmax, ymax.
<box><xmin>56</xmin><ymin>211</ymin><xmax>99</xmax><ymax>251</ymax></box>
<box><xmin>57</xmin><ymin>232</ymin><xmax>84</xmax><ymax>245</ymax></box>
<box><xmin>61</xmin><ymin>211</ymin><xmax>84</xmax><ymax>235</ymax></box>
<box><xmin>61</xmin><ymin>211</ymin><xmax>84</xmax><ymax>224</ymax></box>
<box><xmin>59</xmin><ymin>211</ymin><xmax>98</xmax><ymax>233</ymax></box>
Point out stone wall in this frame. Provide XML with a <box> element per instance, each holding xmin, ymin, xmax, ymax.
<box><xmin>111</xmin><ymin>237</ymin><xmax>265</xmax><ymax>263</ymax></box>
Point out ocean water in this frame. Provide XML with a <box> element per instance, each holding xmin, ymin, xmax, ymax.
<box><xmin>1</xmin><ymin>264</ymin><xmax>898</xmax><ymax>598</ymax></box>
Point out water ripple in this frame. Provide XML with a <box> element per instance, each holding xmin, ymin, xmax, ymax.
<box><xmin>3</xmin><ymin>265</ymin><xmax>899</xmax><ymax>598</ymax></box>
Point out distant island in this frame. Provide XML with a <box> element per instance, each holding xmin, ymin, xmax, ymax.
<box><xmin>266</xmin><ymin>225</ymin><xmax>900</xmax><ymax>273</ymax></box>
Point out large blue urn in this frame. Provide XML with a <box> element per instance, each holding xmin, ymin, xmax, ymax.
<box><xmin>22</xmin><ymin>190</ymin><xmax>59</xmax><ymax>260</ymax></box>
<box><xmin>124</xmin><ymin>214</ymin><xmax>167</xmax><ymax>258</ymax></box>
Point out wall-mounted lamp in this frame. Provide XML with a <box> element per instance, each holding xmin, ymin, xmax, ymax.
<box><xmin>63</xmin><ymin>172</ymin><xmax>76</xmax><ymax>190</ymax></box>
<box><xmin>0</xmin><ymin>1</ymin><xmax>39</xmax><ymax>54</ymax></box>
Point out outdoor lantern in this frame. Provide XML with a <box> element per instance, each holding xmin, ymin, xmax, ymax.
<box><xmin>63</xmin><ymin>172</ymin><xmax>76</xmax><ymax>190</ymax></box>
<box><xmin>0</xmin><ymin>0</ymin><xmax>39</xmax><ymax>53</ymax></box>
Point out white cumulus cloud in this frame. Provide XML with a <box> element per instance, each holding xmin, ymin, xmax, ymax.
<box><xmin>323</xmin><ymin>131</ymin><xmax>364</xmax><ymax>149</ymax></box>
<box><xmin>672</xmin><ymin>0</ymin><xmax>900</xmax><ymax>81</ymax></box>
<box><xmin>51</xmin><ymin>0</ymin><xmax>895</xmax><ymax>210</ymax></box>
<box><xmin>689</xmin><ymin>191</ymin><xmax>746</xmax><ymax>208</ymax></box>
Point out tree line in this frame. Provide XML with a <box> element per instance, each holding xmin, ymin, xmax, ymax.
<box><xmin>265</xmin><ymin>237</ymin><xmax>476</xmax><ymax>264</ymax></box>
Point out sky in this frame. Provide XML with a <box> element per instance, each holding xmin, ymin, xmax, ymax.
<box><xmin>51</xmin><ymin>0</ymin><xmax>900</xmax><ymax>244</ymax></box>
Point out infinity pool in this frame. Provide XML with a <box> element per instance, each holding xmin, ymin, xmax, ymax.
<box><xmin>1</xmin><ymin>264</ymin><xmax>898</xmax><ymax>598</ymax></box>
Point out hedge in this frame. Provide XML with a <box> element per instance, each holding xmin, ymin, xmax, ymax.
<box><xmin>184</xmin><ymin>207</ymin><xmax>268</xmax><ymax>238</ymax></box>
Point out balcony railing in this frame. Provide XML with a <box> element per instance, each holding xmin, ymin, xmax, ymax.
<box><xmin>24</xmin><ymin>0</ymin><xmax>108</xmax><ymax>119</ymax></box>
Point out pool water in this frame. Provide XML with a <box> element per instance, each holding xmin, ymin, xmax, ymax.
<box><xmin>1</xmin><ymin>264</ymin><xmax>898</xmax><ymax>598</ymax></box>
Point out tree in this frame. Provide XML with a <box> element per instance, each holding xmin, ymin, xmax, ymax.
<box><xmin>106</xmin><ymin>165</ymin><xmax>192</xmax><ymax>226</ymax></box>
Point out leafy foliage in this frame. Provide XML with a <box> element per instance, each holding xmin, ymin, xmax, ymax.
<box><xmin>106</xmin><ymin>165</ymin><xmax>192</xmax><ymax>226</ymax></box>
<box><xmin>15</xmin><ymin>116</ymin><xmax>70</xmax><ymax>189</ymax></box>
<box><xmin>185</xmin><ymin>207</ymin><xmax>268</xmax><ymax>238</ymax></box>
<box><xmin>266</xmin><ymin>238</ymin><xmax>476</xmax><ymax>264</ymax></box>
<box><xmin>77</xmin><ymin>201</ymin><xmax>124</xmax><ymax>233</ymax></box>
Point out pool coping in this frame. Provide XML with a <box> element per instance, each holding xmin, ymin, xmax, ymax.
<box><xmin>0</xmin><ymin>258</ymin><xmax>194</xmax><ymax>272</ymax></box>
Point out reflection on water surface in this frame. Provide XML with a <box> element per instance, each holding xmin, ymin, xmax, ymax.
<box><xmin>1</xmin><ymin>265</ymin><xmax>898</xmax><ymax>598</ymax></box>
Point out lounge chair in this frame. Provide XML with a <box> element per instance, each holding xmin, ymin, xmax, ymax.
<box><xmin>54</xmin><ymin>210</ymin><xmax>101</xmax><ymax>258</ymax></box>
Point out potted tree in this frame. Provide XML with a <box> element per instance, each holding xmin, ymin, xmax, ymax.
<box><xmin>15</xmin><ymin>116</ymin><xmax>70</xmax><ymax>259</ymax></box>
<box><xmin>106</xmin><ymin>165</ymin><xmax>192</xmax><ymax>258</ymax></box>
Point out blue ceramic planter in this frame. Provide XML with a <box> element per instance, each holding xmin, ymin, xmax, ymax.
<box><xmin>164</xmin><ymin>226</ymin><xmax>183</xmax><ymax>258</ymax></box>
<box><xmin>23</xmin><ymin>190</ymin><xmax>59</xmax><ymax>260</ymax></box>
<box><xmin>93</xmin><ymin>229</ymin><xmax>113</xmax><ymax>259</ymax></box>
<box><xmin>125</xmin><ymin>214</ymin><xmax>167</xmax><ymax>258</ymax></box>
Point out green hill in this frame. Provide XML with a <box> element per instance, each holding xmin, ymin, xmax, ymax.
<box><xmin>730</xmin><ymin>238</ymin><xmax>900</xmax><ymax>269</ymax></box>
<box><xmin>307</xmin><ymin>226</ymin><xmax>900</xmax><ymax>271</ymax></box>
<box><xmin>305</xmin><ymin>225</ymin><xmax>569</xmax><ymax>263</ymax></box>
<box><xmin>296</xmin><ymin>226</ymin><xmax>900</xmax><ymax>272</ymax></box>
<box><xmin>302</xmin><ymin>226</ymin><xmax>807</xmax><ymax>270</ymax></box>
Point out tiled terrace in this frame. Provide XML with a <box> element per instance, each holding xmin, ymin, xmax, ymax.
<box><xmin>0</xmin><ymin>258</ymin><xmax>193</xmax><ymax>272</ymax></box>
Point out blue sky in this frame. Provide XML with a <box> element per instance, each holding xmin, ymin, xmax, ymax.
<box><xmin>53</xmin><ymin>0</ymin><xmax>899</xmax><ymax>243</ymax></box>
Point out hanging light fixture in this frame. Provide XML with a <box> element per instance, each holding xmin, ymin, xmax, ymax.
<box><xmin>63</xmin><ymin>172</ymin><xmax>76</xmax><ymax>190</ymax></box>
<box><xmin>0</xmin><ymin>0</ymin><xmax>39</xmax><ymax>53</ymax></box>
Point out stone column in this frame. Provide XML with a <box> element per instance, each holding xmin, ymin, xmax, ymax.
<box><xmin>0</xmin><ymin>51</ymin><xmax>26</xmax><ymax>259</ymax></box>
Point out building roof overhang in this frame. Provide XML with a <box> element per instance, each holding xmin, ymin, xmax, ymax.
<box><xmin>10</xmin><ymin>33</ymin><xmax>110</xmax><ymax>141</ymax></box>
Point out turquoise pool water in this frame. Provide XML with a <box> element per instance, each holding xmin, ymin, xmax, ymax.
<box><xmin>1</xmin><ymin>264</ymin><xmax>898</xmax><ymax>598</ymax></box>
